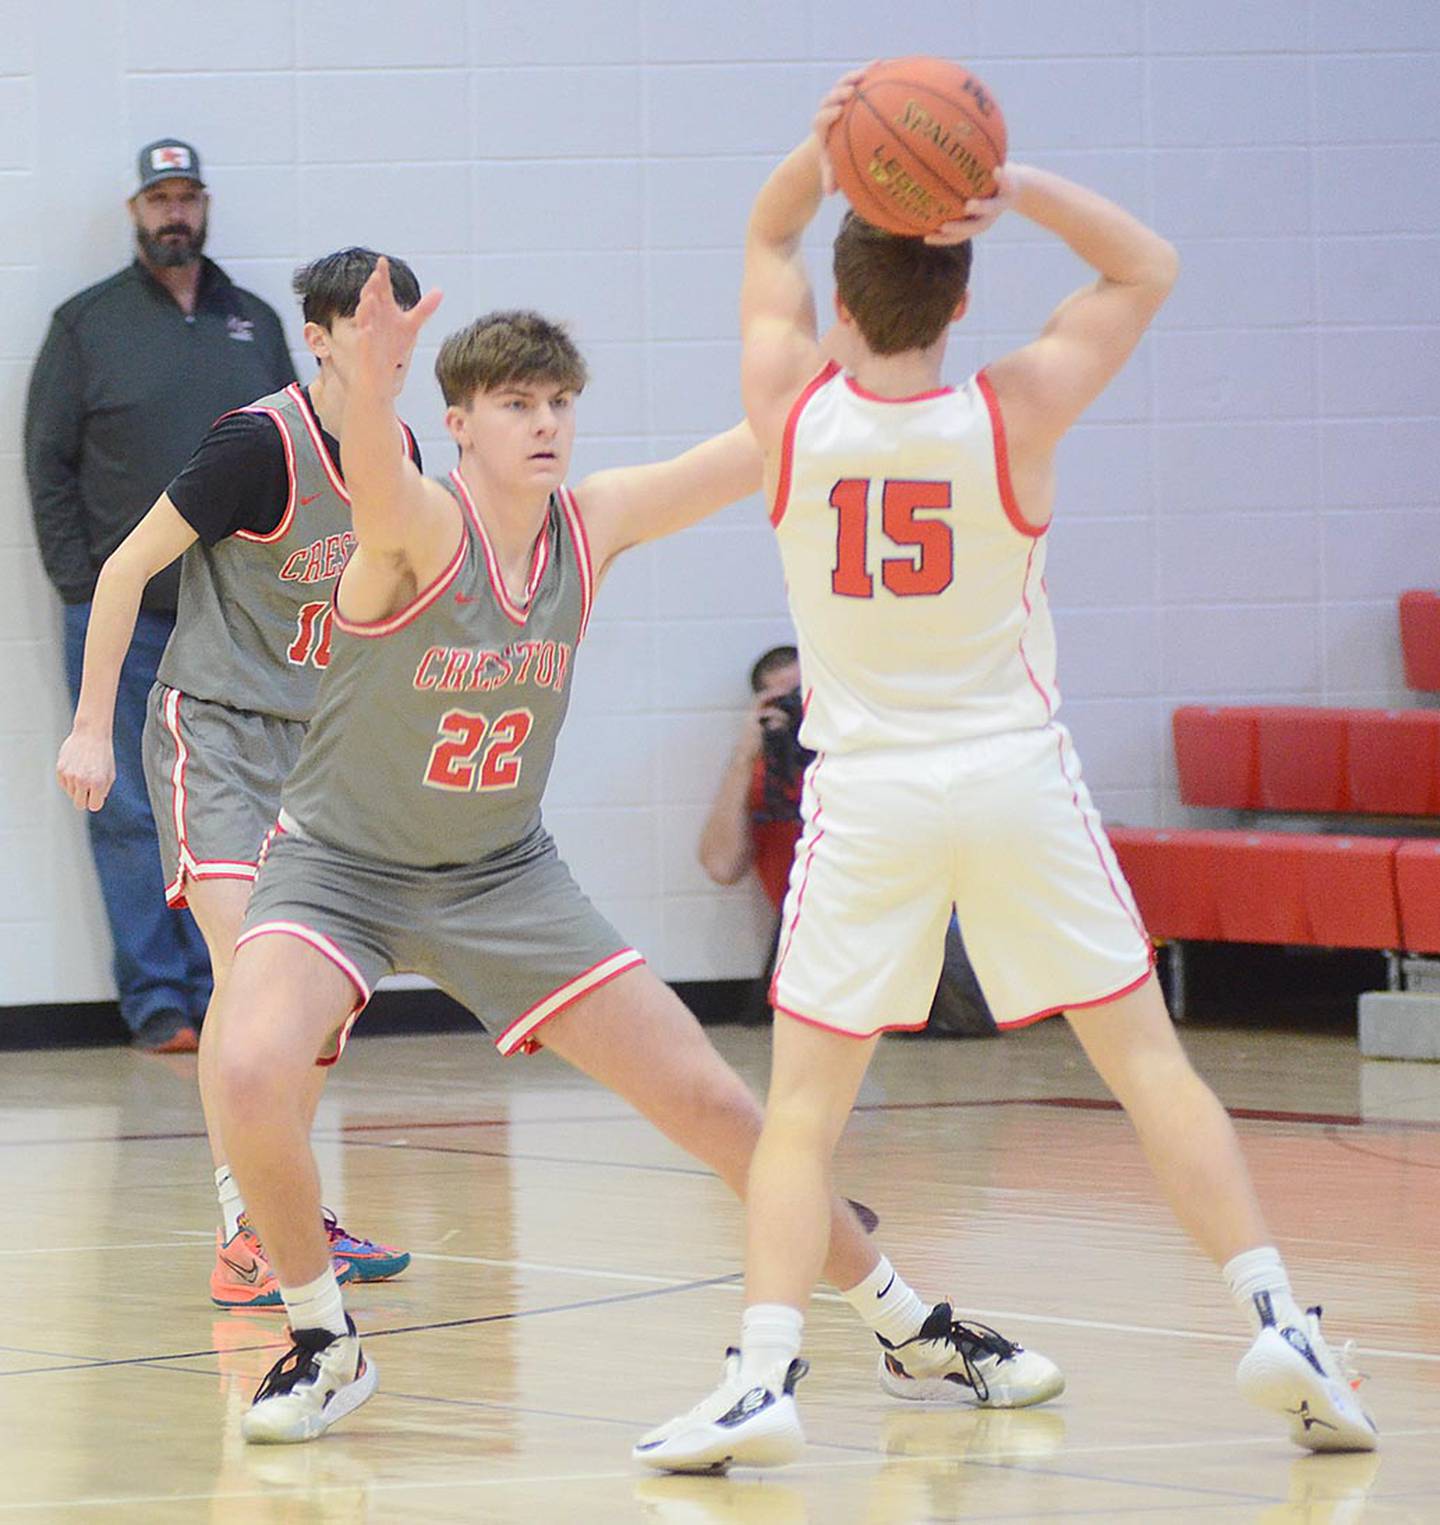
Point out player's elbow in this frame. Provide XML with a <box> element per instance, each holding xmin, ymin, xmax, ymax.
<box><xmin>698</xmin><ymin>841</ymin><xmax>748</xmax><ymax>887</ymax></box>
<box><xmin>1147</xmin><ymin>238</ymin><xmax>1181</xmax><ymax>297</ymax></box>
<box><xmin>101</xmin><ymin>535</ymin><xmax>165</xmax><ymax>591</ymax></box>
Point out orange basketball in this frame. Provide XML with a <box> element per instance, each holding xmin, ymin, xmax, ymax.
<box><xmin>829</xmin><ymin>57</ymin><xmax>1007</xmax><ymax>237</ymax></box>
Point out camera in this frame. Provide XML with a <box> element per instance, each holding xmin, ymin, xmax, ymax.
<box><xmin>756</xmin><ymin>687</ymin><xmax>814</xmax><ymax>822</ymax></box>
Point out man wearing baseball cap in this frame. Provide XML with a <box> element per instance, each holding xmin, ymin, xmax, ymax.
<box><xmin>24</xmin><ymin>139</ymin><xmax>296</xmax><ymax>1051</ymax></box>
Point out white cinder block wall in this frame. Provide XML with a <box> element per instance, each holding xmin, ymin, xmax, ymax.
<box><xmin>2</xmin><ymin>1</ymin><xmax>1436</xmax><ymax>1003</ymax></box>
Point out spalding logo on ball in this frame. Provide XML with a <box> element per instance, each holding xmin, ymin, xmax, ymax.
<box><xmin>828</xmin><ymin>57</ymin><xmax>1008</xmax><ymax>237</ymax></box>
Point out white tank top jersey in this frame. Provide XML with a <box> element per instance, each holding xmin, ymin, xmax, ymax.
<box><xmin>771</xmin><ymin>360</ymin><xmax>1059</xmax><ymax>754</ymax></box>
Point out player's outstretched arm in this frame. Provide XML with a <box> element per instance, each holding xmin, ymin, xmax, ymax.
<box><xmin>984</xmin><ymin>167</ymin><xmax>1179</xmax><ymax>447</ymax></box>
<box><xmin>574</xmin><ymin>422</ymin><xmax>763</xmax><ymax>576</ymax></box>
<box><xmin>55</xmin><ymin>497</ymin><xmax>197</xmax><ymax>811</ymax></box>
<box><xmin>741</xmin><ymin>72</ymin><xmax>864</xmax><ymax>451</ymax></box>
<box><xmin>340</xmin><ymin>259</ymin><xmax>453</xmax><ymax>579</ymax></box>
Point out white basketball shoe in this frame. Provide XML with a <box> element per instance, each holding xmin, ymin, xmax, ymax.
<box><xmin>241</xmin><ymin>1315</ymin><xmax>377</xmax><ymax>1445</ymax></box>
<box><xmin>634</xmin><ymin>1350</ymin><xmax>809</xmax><ymax>1473</ymax></box>
<box><xmin>878</xmin><ymin>1303</ymin><xmax>1066</xmax><ymax>1407</ymax></box>
<box><xmin>1237</xmin><ymin>1304</ymin><xmax>1377</xmax><ymax>1453</ymax></box>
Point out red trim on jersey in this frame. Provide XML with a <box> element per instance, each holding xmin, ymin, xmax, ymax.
<box><xmin>557</xmin><ymin>485</ymin><xmax>595</xmax><ymax>640</ymax></box>
<box><xmin>1016</xmin><ymin>539</ymin><xmax>1057</xmax><ymax>720</ymax></box>
<box><xmin>1050</xmin><ymin>725</ymin><xmax>1153</xmax><ymax>955</ymax></box>
<box><xmin>995</xmin><ymin>965</ymin><xmax>1155</xmax><ymax>1031</ymax></box>
<box><xmin>166</xmin><ymin>861</ymin><xmax>260</xmax><ymax>909</ymax></box>
<box><xmin>843</xmin><ymin>375</ymin><xmax>955</xmax><ymax>405</ymax></box>
<box><xmin>162</xmin><ymin>687</ymin><xmax>195</xmax><ymax>889</ymax></box>
<box><xmin>332</xmin><ymin>527</ymin><xmax>468</xmax><ymax>638</ymax></box>
<box><xmin>159</xmin><ymin>690</ymin><xmax>264</xmax><ymax>906</ymax></box>
<box><xmin>494</xmin><ymin>949</ymin><xmax>646</xmax><ymax>1056</ymax></box>
<box><xmin>288</xmin><ymin>383</ymin><xmax>351</xmax><ymax>504</ymax></box>
<box><xmin>772</xmin><ymin>1001</ymin><xmax>930</xmax><ymax>1040</ymax></box>
<box><xmin>769</xmin><ymin>753</ymin><xmax>827</xmax><ymax>992</ymax></box>
<box><xmin>314</xmin><ymin>1012</ymin><xmax>362</xmax><ymax>1066</ymax></box>
<box><xmin>771</xmin><ymin>361</ymin><xmax>840</xmax><ymax>528</ymax></box>
<box><xmin>976</xmin><ymin>369</ymin><xmax>1048</xmax><ymax>539</ymax></box>
<box><xmin>448</xmin><ymin>468</ymin><xmax>551</xmax><ymax>626</ymax></box>
<box><xmin>234</xmin><ymin>920</ymin><xmax>371</xmax><ymax>1067</ymax></box>
<box><xmin>231</xmin><ymin>406</ymin><xmax>298</xmax><ymax>544</ymax></box>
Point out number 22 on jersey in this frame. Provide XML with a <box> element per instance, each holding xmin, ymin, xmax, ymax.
<box><xmin>829</xmin><ymin>478</ymin><xmax>953</xmax><ymax>599</ymax></box>
<box><xmin>424</xmin><ymin>708</ymin><xmax>534</xmax><ymax>793</ymax></box>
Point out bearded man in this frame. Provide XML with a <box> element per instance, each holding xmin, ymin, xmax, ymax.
<box><xmin>25</xmin><ymin>138</ymin><xmax>295</xmax><ymax>1051</ymax></box>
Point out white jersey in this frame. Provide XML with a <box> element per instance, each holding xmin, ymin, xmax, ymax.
<box><xmin>771</xmin><ymin>361</ymin><xmax>1058</xmax><ymax>754</ymax></box>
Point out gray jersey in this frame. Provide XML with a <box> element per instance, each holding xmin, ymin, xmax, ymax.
<box><xmin>280</xmin><ymin>472</ymin><xmax>594</xmax><ymax>867</ymax></box>
<box><xmin>156</xmin><ymin>384</ymin><xmax>358</xmax><ymax>721</ymax></box>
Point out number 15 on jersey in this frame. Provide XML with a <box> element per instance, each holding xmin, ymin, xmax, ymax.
<box><xmin>829</xmin><ymin>478</ymin><xmax>953</xmax><ymax>599</ymax></box>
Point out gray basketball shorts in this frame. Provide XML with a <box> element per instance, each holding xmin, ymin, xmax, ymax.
<box><xmin>238</xmin><ymin>820</ymin><xmax>644</xmax><ymax>1064</ymax></box>
<box><xmin>142</xmin><ymin>683</ymin><xmax>307</xmax><ymax>909</ymax></box>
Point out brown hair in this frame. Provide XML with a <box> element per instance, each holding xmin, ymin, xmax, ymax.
<box><xmin>293</xmin><ymin>248</ymin><xmax>420</xmax><ymax>329</ymax></box>
<box><xmin>832</xmin><ymin>212</ymin><xmax>972</xmax><ymax>356</ymax></box>
<box><xmin>435</xmin><ymin>310</ymin><xmax>588</xmax><ymax>406</ymax></box>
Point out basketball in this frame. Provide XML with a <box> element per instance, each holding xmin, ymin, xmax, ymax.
<box><xmin>828</xmin><ymin>57</ymin><xmax>1007</xmax><ymax>236</ymax></box>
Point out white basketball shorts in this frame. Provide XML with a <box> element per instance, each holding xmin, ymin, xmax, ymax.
<box><xmin>769</xmin><ymin>722</ymin><xmax>1154</xmax><ymax>1038</ymax></box>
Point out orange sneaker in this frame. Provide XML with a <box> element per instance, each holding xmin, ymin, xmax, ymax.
<box><xmin>212</xmin><ymin>1223</ymin><xmax>282</xmax><ymax>1309</ymax></box>
<box><xmin>210</xmin><ymin>1220</ymin><xmax>354</xmax><ymax>1309</ymax></box>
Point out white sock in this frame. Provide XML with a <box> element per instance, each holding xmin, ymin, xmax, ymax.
<box><xmin>738</xmin><ymin>1303</ymin><xmax>804</xmax><ymax>1383</ymax></box>
<box><xmin>839</xmin><ymin>1255</ymin><xmax>929</xmax><ymax>1347</ymax></box>
<box><xmin>279</xmin><ymin>1267</ymin><xmax>349</xmax><ymax>1339</ymax></box>
<box><xmin>1224</xmin><ymin>1246</ymin><xmax>1305</xmax><ymax>1334</ymax></box>
<box><xmin>215</xmin><ymin>1166</ymin><xmax>246</xmax><ymax>1242</ymax></box>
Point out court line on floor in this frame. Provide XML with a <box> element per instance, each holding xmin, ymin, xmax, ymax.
<box><xmin>337</xmin><ymin>1135</ymin><xmax>718</xmax><ymax>1175</ymax></box>
<box><xmin>406</xmin><ymin>1251</ymin><xmax>707</xmax><ymax>1286</ymax></box>
<box><xmin>131</xmin><ymin>1358</ymin><xmax>1440</xmax><ymax>1464</ymax></box>
<box><xmin>0</xmin><ymin>1272</ymin><xmax>742</xmax><ymax>1380</ymax></box>
<box><xmin>399</xmin><ymin>1257</ymin><xmax>1440</xmax><ymax>1368</ymax></box>
<box><xmin>8</xmin><ymin>1353</ymin><xmax>1432</xmax><ymax>1511</ymax></box>
<box><xmin>4</xmin><ymin>1235</ymin><xmax>1432</xmax><ymax>1371</ymax></box>
<box><xmin>852</xmin><ymin>1096</ymin><xmax>1440</xmax><ymax>1132</ymax></box>
<box><xmin>0</xmin><ymin>1432</ymin><xmax>1373</xmax><ymax>1515</ymax></box>
<box><xmin>4</xmin><ymin>1093</ymin><xmax>1436</xmax><ymax>1152</ymax></box>
<box><xmin>1325</xmin><ymin>1134</ymin><xmax>1440</xmax><ymax>1170</ymax></box>
<box><xmin>398</xmin><ymin>1255</ymin><xmax>1440</xmax><ymax>1362</ymax></box>
<box><xmin>0</xmin><ymin>1237</ymin><xmax>201</xmax><ymax>1258</ymax></box>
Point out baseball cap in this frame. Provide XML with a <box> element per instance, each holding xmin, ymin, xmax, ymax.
<box><xmin>135</xmin><ymin>138</ymin><xmax>205</xmax><ymax>192</ymax></box>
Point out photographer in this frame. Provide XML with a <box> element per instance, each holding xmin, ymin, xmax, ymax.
<box><xmin>700</xmin><ymin>646</ymin><xmax>996</xmax><ymax>1035</ymax></box>
<box><xmin>699</xmin><ymin>646</ymin><xmax>810</xmax><ymax>911</ymax></box>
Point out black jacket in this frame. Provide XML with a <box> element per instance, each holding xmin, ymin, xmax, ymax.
<box><xmin>24</xmin><ymin>257</ymin><xmax>297</xmax><ymax>613</ymax></box>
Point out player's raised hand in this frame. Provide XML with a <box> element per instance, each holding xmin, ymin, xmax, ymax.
<box><xmin>352</xmin><ymin>257</ymin><xmax>443</xmax><ymax>388</ymax></box>
<box><xmin>813</xmin><ymin>65</ymin><xmax>871</xmax><ymax>195</ymax></box>
<box><xmin>925</xmin><ymin>164</ymin><xmax>1021</xmax><ymax>245</ymax></box>
<box><xmin>56</xmin><ymin>727</ymin><xmax>115</xmax><ymax>813</ymax></box>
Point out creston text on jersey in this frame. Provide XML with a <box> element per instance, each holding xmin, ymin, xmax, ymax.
<box><xmin>413</xmin><ymin>641</ymin><xmax>572</xmax><ymax>695</ymax></box>
<box><xmin>278</xmin><ymin>532</ymin><xmax>357</xmax><ymax>584</ymax></box>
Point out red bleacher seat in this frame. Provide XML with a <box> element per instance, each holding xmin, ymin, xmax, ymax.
<box><xmin>1299</xmin><ymin>836</ymin><xmax>1402</xmax><ymax>949</ymax></box>
<box><xmin>1396</xmin><ymin>840</ymin><xmax>1440</xmax><ymax>954</ymax></box>
<box><xmin>1210</xmin><ymin>833</ymin><xmax>1311</xmax><ymax>944</ymax></box>
<box><xmin>1172</xmin><ymin>706</ymin><xmax>1259</xmax><ymax>810</ymax></box>
<box><xmin>1255</xmin><ymin>708</ymin><xmax>1349</xmax><ymax>813</ymax></box>
<box><xmin>1346</xmin><ymin>710</ymin><xmax>1440</xmax><ymax>816</ymax></box>
<box><xmin>1105</xmin><ymin>827</ymin><xmax>1224</xmax><ymax>941</ymax></box>
<box><xmin>1399</xmin><ymin>590</ymin><xmax>1440</xmax><ymax>693</ymax></box>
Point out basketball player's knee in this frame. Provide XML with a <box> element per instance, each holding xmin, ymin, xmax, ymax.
<box><xmin>686</xmin><ymin>1065</ymin><xmax>764</xmax><ymax>1146</ymax></box>
<box><xmin>1112</xmin><ymin>1044</ymin><xmax>1203</xmax><ymax>1117</ymax></box>
<box><xmin>764</xmin><ymin>1087</ymin><xmax>849</xmax><ymax>1153</ymax></box>
<box><xmin>214</xmin><ymin>1015</ymin><xmax>303</xmax><ymax>1126</ymax></box>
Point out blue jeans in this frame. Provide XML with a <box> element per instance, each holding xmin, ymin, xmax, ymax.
<box><xmin>63</xmin><ymin>602</ymin><xmax>212</xmax><ymax>1034</ymax></box>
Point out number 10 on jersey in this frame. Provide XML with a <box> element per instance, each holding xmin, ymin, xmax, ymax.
<box><xmin>830</xmin><ymin>478</ymin><xmax>953</xmax><ymax>598</ymax></box>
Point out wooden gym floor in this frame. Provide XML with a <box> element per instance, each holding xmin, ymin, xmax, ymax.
<box><xmin>0</xmin><ymin>1020</ymin><xmax>1436</xmax><ymax>1522</ymax></box>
